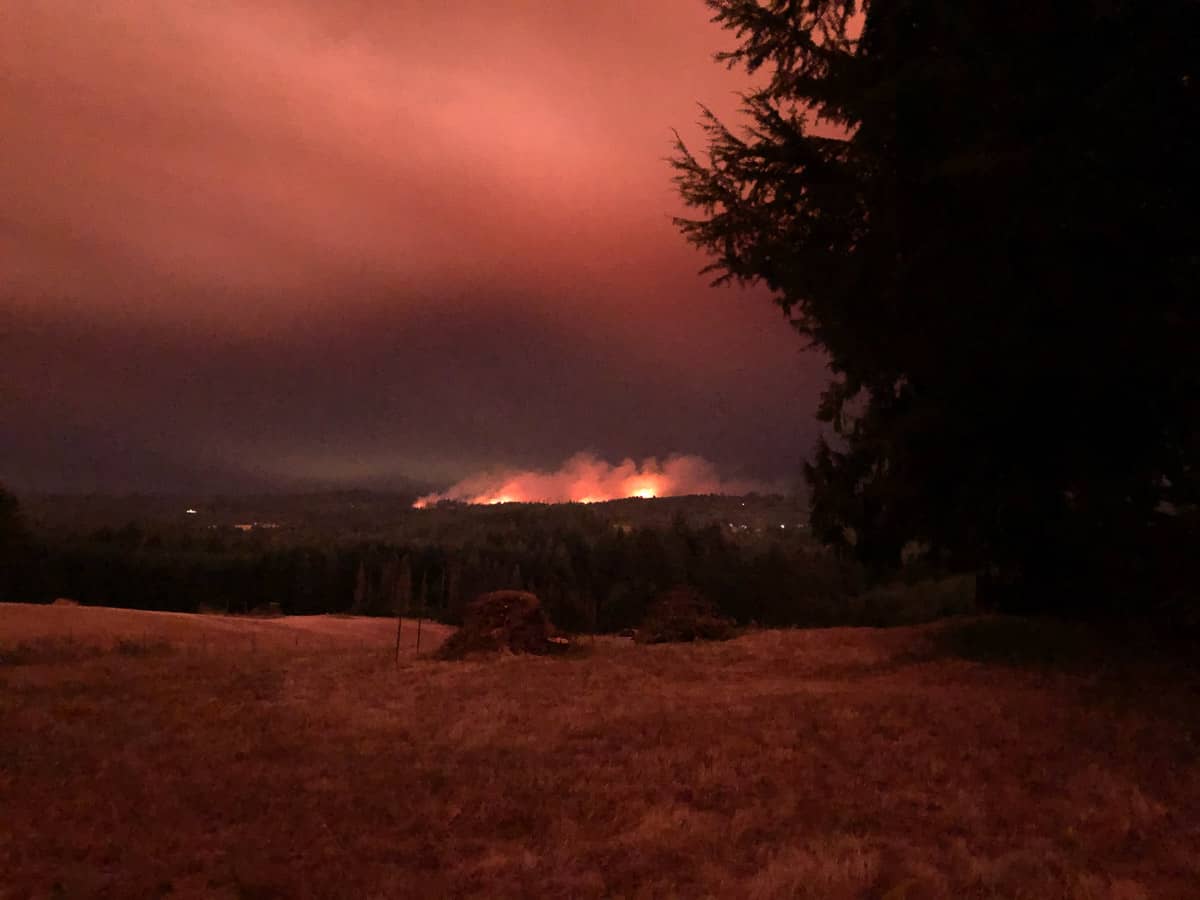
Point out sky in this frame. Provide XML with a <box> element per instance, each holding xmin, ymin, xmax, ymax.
<box><xmin>2</xmin><ymin>0</ymin><xmax>826</xmax><ymax>496</ymax></box>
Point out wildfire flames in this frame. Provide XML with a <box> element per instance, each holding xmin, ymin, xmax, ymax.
<box><xmin>413</xmin><ymin>453</ymin><xmax>766</xmax><ymax>508</ymax></box>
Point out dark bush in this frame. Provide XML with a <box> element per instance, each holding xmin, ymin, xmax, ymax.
<box><xmin>114</xmin><ymin>637</ymin><xmax>173</xmax><ymax>658</ymax></box>
<box><xmin>436</xmin><ymin>590</ymin><xmax>568</xmax><ymax>660</ymax></box>
<box><xmin>846</xmin><ymin>575</ymin><xmax>977</xmax><ymax>627</ymax></box>
<box><xmin>635</xmin><ymin>585</ymin><xmax>735</xmax><ymax>644</ymax></box>
<box><xmin>0</xmin><ymin>637</ymin><xmax>99</xmax><ymax>666</ymax></box>
<box><xmin>924</xmin><ymin>616</ymin><xmax>1116</xmax><ymax>669</ymax></box>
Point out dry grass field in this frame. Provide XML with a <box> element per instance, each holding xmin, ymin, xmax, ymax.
<box><xmin>2</xmin><ymin>603</ymin><xmax>1198</xmax><ymax>899</ymax></box>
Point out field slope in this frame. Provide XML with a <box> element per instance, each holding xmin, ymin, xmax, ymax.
<box><xmin>2</xmin><ymin>603</ymin><xmax>1198</xmax><ymax>898</ymax></box>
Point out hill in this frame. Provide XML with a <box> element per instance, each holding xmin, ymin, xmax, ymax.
<box><xmin>17</xmin><ymin>490</ymin><xmax>806</xmax><ymax>543</ymax></box>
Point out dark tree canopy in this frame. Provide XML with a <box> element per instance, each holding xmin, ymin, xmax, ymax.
<box><xmin>674</xmin><ymin>0</ymin><xmax>1199</xmax><ymax>609</ymax></box>
<box><xmin>0</xmin><ymin>484</ymin><xmax>29</xmax><ymax>599</ymax></box>
<box><xmin>0</xmin><ymin>484</ymin><xmax>25</xmax><ymax>550</ymax></box>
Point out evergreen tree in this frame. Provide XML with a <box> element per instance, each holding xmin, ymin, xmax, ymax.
<box><xmin>396</xmin><ymin>554</ymin><xmax>413</xmax><ymax>614</ymax></box>
<box><xmin>0</xmin><ymin>484</ymin><xmax>24</xmax><ymax>549</ymax></box>
<box><xmin>673</xmin><ymin>0</ymin><xmax>1199</xmax><ymax>607</ymax></box>
<box><xmin>0</xmin><ymin>484</ymin><xmax>29</xmax><ymax>601</ymax></box>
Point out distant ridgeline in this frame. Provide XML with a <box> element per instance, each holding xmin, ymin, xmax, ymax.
<box><xmin>0</xmin><ymin>492</ymin><xmax>975</xmax><ymax>631</ymax></box>
<box><xmin>17</xmin><ymin>491</ymin><xmax>805</xmax><ymax>537</ymax></box>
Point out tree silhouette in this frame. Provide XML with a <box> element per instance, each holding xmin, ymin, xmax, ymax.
<box><xmin>673</xmin><ymin>0</ymin><xmax>1199</xmax><ymax>608</ymax></box>
<box><xmin>0</xmin><ymin>484</ymin><xmax>23</xmax><ymax>547</ymax></box>
<box><xmin>0</xmin><ymin>484</ymin><xmax>30</xmax><ymax>600</ymax></box>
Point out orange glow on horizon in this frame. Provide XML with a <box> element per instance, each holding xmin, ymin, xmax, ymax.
<box><xmin>412</xmin><ymin>453</ymin><xmax>766</xmax><ymax>508</ymax></box>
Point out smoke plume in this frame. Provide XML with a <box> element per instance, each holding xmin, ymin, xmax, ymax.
<box><xmin>413</xmin><ymin>453</ymin><xmax>768</xmax><ymax>507</ymax></box>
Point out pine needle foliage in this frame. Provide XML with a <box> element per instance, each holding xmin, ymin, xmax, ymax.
<box><xmin>673</xmin><ymin>0</ymin><xmax>1199</xmax><ymax>608</ymax></box>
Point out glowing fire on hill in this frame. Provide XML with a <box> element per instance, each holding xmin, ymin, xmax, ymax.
<box><xmin>413</xmin><ymin>453</ymin><xmax>766</xmax><ymax>508</ymax></box>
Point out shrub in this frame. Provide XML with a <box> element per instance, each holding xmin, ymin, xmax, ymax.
<box><xmin>435</xmin><ymin>591</ymin><xmax>568</xmax><ymax>660</ymax></box>
<box><xmin>848</xmin><ymin>575</ymin><xmax>977</xmax><ymax>627</ymax></box>
<box><xmin>636</xmin><ymin>585</ymin><xmax>735</xmax><ymax>644</ymax></box>
<box><xmin>925</xmin><ymin>616</ymin><xmax>1107</xmax><ymax>668</ymax></box>
<box><xmin>114</xmin><ymin>638</ymin><xmax>173</xmax><ymax>658</ymax></box>
<box><xmin>0</xmin><ymin>636</ymin><xmax>174</xmax><ymax>665</ymax></box>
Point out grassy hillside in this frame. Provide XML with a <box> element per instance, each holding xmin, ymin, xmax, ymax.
<box><xmin>2</xmin><ymin>604</ymin><xmax>1198</xmax><ymax>898</ymax></box>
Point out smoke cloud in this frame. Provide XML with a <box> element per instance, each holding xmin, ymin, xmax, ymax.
<box><xmin>1</xmin><ymin>0</ymin><xmax>826</xmax><ymax>494</ymax></box>
<box><xmin>413</xmin><ymin>453</ymin><xmax>771</xmax><ymax>508</ymax></box>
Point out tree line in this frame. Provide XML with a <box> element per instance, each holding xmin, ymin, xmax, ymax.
<box><xmin>0</xmin><ymin>486</ymin><xmax>976</xmax><ymax>629</ymax></box>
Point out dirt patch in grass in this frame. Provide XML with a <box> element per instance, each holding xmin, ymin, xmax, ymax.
<box><xmin>0</xmin><ymin>635</ymin><xmax>174</xmax><ymax>666</ymax></box>
<box><xmin>2</xmin><ymin>604</ymin><xmax>1198</xmax><ymax>898</ymax></box>
<box><xmin>0</xmin><ymin>636</ymin><xmax>102</xmax><ymax>666</ymax></box>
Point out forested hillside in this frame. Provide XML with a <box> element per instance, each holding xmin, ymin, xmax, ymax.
<box><xmin>2</xmin><ymin>492</ymin><xmax>972</xmax><ymax>630</ymax></box>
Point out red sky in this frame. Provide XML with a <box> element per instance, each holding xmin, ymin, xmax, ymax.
<box><xmin>1</xmin><ymin>0</ymin><xmax>825</xmax><ymax>493</ymax></box>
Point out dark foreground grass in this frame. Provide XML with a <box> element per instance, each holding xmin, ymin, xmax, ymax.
<box><xmin>1</xmin><ymin>604</ymin><xmax>1198</xmax><ymax>898</ymax></box>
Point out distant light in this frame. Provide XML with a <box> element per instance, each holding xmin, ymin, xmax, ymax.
<box><xmin>633</xmin><ymin>489</ymin><xmax>656</xmax><ymax>499</ymax></box>
<box><xmin>780</xmin><ymin>524</ymin><xmax>786</xmax><ymax>529</ymax></box>
<box><xmin>185</xmin><ymin>509</ymin><xmax>198</xmax><ymax>515</ymax></box>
